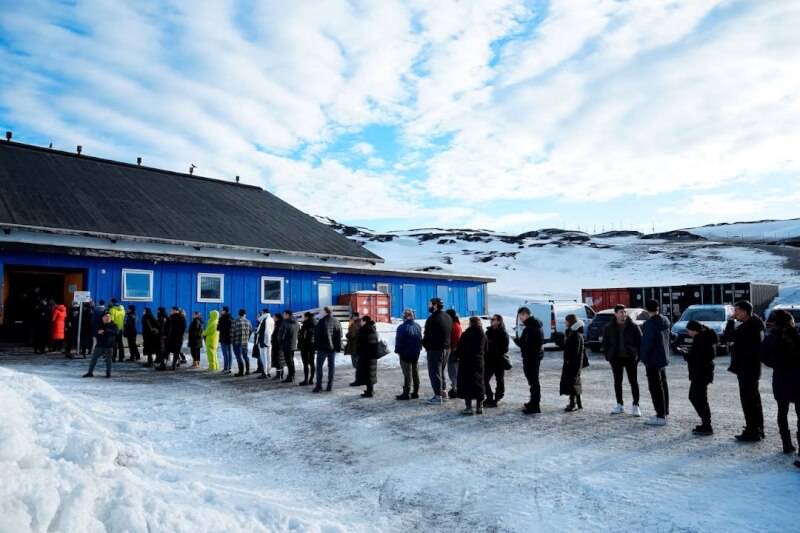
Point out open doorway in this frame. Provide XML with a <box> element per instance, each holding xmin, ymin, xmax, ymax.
<box><xmin>1</xmin><ymin>265</ymin><xmax>86</xmax><ymax>341</ymax></box>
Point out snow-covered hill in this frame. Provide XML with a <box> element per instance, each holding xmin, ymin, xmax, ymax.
<box><xmin>316</xmin><ymin>216</ymin><xmax>800</xmax><ymax>316</ymax></box>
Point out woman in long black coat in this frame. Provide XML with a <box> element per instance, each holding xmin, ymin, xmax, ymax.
<box><xmin>141</xmin><ymin>308</ymin><xmax>160</xmax><ymax>367</ymax></box>
<box><xmin>684</xmin><ymin>320</ymin><xmax>718</xmax><ymax>435</ymax></box>
<box><xmin>560</xmin><ymin>314</ymin><xmax>584</xmax><ymax>412</ymax></box>
<box><xmin>271</xmin><ymin>313</ymin><xmax>286</xmax><ymax>379</ymax></box>
<box><xmin>355</xmin><ymin>316</ymin><xmax>379</xmax><ymax>397</ymax></box>
<box><xmin>457</xmin><ymin>316</ymin><xmax>488</xmax><ymax>415</ymax></box>
<box><xmin>760</xmin><ymin>309</ymin><xmax>800</xmax><ymax>458</ymax></box>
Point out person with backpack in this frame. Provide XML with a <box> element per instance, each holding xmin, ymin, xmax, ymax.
<box><xmin>394</xmin><ymin>308</ymin><xmax>423</xmax><ymax>400</ymax></box>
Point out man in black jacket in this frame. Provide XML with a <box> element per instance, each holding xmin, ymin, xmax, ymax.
<box><xmin>217</xmin><ymin>306</ymin><xmax>234</xmax><ymax>374</ymax></box>
<box><xmin>163</xmin><ymin>307</ymin><xmax>186</xmax><ymax>370</ymax></box>
<box><xmin>313</xmin><ymin>306</ymin><xmax>343</xmax><ymax>392</ymax></box>
<box><xmin>422</xmin><ymin>297</ymin><xmax>452</xmax><ymax>404</ymax></box>
<box><xmin>124</xmin><ymin>305</ymin><xmax>140</xmax><ymax>361</ymax></box>
<box><xmin>603</xmin><ymin>305</ymin><xmax>643</xmax><ymax>417</ymax></box>
<box><xmin>279</xmin><ymin>310</ymin><xmax>300</xmax><ymax>383</ymax></box>
<box><xmin>726</xmin><ymin>300</ymin><xmax>766</xmax><ymax>442</ymax></box>
<box><xmin>514</xmin><ymin>307</ymin><xmax>544</xmax><ymax>414</ymax></box>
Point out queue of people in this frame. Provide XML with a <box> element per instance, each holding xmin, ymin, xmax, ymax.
<box><xmin>67</xmin><ymin>295</ymin><xmax>798</xmax><ymax>470</ymax></box>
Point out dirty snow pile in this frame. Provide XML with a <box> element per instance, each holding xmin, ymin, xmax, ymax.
<box><xmin>0</xmin><ymin>368</ymin><xmax>342</xmax><ymax>533</ymax></box>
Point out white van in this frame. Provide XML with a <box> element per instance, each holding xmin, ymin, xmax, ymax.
<box><xmin>516</xmin><ymin>300</ymin><xmax>597</xmax><ymax>345</ymax></box>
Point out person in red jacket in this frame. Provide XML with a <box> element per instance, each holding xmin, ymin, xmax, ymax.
<box><xmin>51</xmin><ymin>303</ymin><xmax>67</xmax><ymax>352</ymax></box>
<box><xmin>446</xmin><ymin>309</ymin><xmax>462</xmax><ymax>399</ymax></box>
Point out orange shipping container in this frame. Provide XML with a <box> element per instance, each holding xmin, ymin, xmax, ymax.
<box><xmin>337</xmin><ymin>291</ymin><xmax>392</xmax><ymax>323</ymax></box>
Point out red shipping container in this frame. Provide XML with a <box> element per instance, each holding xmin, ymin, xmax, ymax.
<box><xmin>337</xmin><ymin>291</ymin><xmax>392</xmax><ymax>323</ymax></box>
<box><xmin>581</xmin><ymin>288</ymin><xmax>631</xmax><ymax>311</ymax></box>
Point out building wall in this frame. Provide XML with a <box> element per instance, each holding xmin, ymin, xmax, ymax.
<box><xmin>0</xmin><ymin>251</ymin><xmax>488</xmax><ymax>331</ymax></box>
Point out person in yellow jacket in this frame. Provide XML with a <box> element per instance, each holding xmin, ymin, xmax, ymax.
<box><xmin>108</xmin><ymin>298</ymin><xmax>126</xmax><ymax>362</ymax></box>
<box><xmin>203</xmin><ymin>309</ymin><xmax>220</xmax><ymax>371</ymax></box>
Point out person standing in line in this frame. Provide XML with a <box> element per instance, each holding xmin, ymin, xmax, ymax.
<box><xmin>108</xmin><ymin>298</ymin><xmax>126</xmax><ymax>362</ymax></box>
<box><xmin>202</xmin><ymin>310</ymin><xmax>220</xmax><ymax>371</ymax></box>
<box><xmin>355</xmin><ymin>316</ymin><xmax>379</xmax><ymax>398</ymax></box>
<box><xmin>681</xmin><ymin>320</ymin><xmax>718</xmax><ymax>435</ymax></box>
<box><xmin>726</xmin><ymin>300</ymin><xmax>766</xmax><ymax>442</ymax></box>
<box><xmin>50</xmin><ymin>302</ymin><xmax>67</xmax><ymax>353</ymax></box>
<box><xmin>514</xmin><ymin>307</ymin><xmax>544</xmax><ymax>415</ymax></box>
<box><xmin>154</xmin><ymin>307</ymin><xmax>168</xmax><ymax>369</ymax></box>
<box><xmin>141</xmin><ymin>307</ymin><xmax>159</xmax><ymax>367</ymax></box>
<box><xmin>345</xmin><ymin>312</ymin><xmax>362</xmax><ymax>375</ymax></box>
<box><xmin>640</xmin><ymin>299</ymin><xmax>671</xmax><ymax>426</ymax></box>
<box><xmin>187</xmin><ymin>311</ymin><xmax>204</xmax><ymax>368</ymax></box>
<box><xmin>312</xmin><ymin>306</ymin><xmax>343</xmax><ymax>392</ymax></box>
<box><xmin>165</xmin><ymin>306</ymin><xmax>187</xmax><ymax>370</ymax></box>
<box><xmin>298</xmin><ymin>312</ymin><xmax>317</xmax><ymax>386</ymax></box>
<box><xmin>217</xmin><ymin>306</ymin><xmax>234</xmax><ymax>374</ymax></box>
<box><xmin>279</xmin><ymin>310</ymin><xmax>300</xmax><ymax>383</ymax></box>
<box><xmin>760</xmin><ymin>309</ymin><xmax>800</xmax><ymax>456</ymax></box>
<box><xmin>457</xmin><ymin>316</ymin><xmax>488</xmax><ymax>415</ymax></box>
<box><xmin>83</xmin><ymin>312</ymin><xmax>118</xmax><ymax>378</ymax></box>
<box><xmin>422</xmin><ymin>297</ymin><xmax>452</xmax><ymax>405</ymax></box>
<box><xmin>64</xmin><ymin>304</ymin><xmax>79</xmax><ymax>356</ymax></box>
<box><xmin>394</xmin><ymin>308</ymin><xmax>423</xmax><ymax>401</ymax></box>
<box><xmin>80</xmin><ymin>301</ymin><xmax>94</xmax><ymax>356</ymax></box>
<box><xmin>484</xmin><ymin>314</ymin><xmax>510</xmax><ymax>408</ymax></box>
<box><xmin>603</xmin><ymin>304</ymin><xmax>643</xmax><ymax>417</ymax></box>
<box><xmin>446</xmin><ymin>309</ymin><xmax>462</xmax><ymax>399</ymax></box>
<box><xmin>271</xmin><ymin>313</ymin><xmax>286</xmax><ymax>380</ymax></box>
<box><xmin>561</xmin><ymin>314</ymin><xmax>585</xmax><ymax>412</ymax></box>
<box><xmin>124</xmin><ymin>304</ymin><xmax>141</xmax><ymax>361</ymax></box>
<box><xmin>232</xmin><ymin>309</ymin><xmax>252</xmax><ymax>377</ymax></box>
<box><xmin>254</xmin><ymin>309</ymin><xmax>272</xmax><ymax>379</ymax></box>
<box><xmin>32</xmin><ymin>299</ymin><xmax>50</xmax><ymax>354</ymax></box>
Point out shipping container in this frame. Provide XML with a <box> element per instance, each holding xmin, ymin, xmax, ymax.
<box><xmin>584</xmin><ymin>282</ymin><xmax>779</xmax><ymax>324</ymax></box>
<box><xmin>337</xmin><ymin>291</ymin><xmax>392</xmax><ymax>323</ymax></box>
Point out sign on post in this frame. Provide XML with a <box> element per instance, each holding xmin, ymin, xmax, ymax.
<box><xmin>73</xmin><ymin>291</ymin><xmax>92</xmax><ymax>303</ymax></box>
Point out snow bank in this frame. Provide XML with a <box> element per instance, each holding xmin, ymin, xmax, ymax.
<box><xmin>0</xmin><ymin>368</ymin><xmax>348</xmax><ymax>533</ymax></box>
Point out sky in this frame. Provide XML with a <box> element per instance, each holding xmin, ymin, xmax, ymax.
<box><xmin>1</xmin><ymin>0</ymin><xmax>799</xmax><ymax>235</ymax></box>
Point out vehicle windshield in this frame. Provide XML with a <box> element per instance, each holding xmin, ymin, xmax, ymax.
<box><xmin>680</xmin><ymin>309</ymin><xmax>725</xmax><ymax>322</ymax></box>
<box><xmin>590</xmin><ymin>314</ymin><xmax>614</xmax><ymax>326</ymax></box>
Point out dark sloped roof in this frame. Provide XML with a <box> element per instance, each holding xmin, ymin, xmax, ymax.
<box><xmin>0</xmin><ymin>141</ymin><xmax>382</xmax><ymax>262</ymax></box>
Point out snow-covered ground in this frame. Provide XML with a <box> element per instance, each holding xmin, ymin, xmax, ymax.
<box><xmin>3</xmin><ymin>346</ymin><xmax>799</xmax><ymax>532</ymax></box>
<box><xmin>4</xmin><ymin>217</ymin><xmax>800</xmax><ymax>532</ymax></box>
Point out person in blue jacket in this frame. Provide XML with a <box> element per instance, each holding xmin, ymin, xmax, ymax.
<box><xmin>394</xmin><ymin>308</ymin><xmax>423</xmax><ymax>400</ymax></box>
<box><xmin>640</xmin><ymin>299</ymin><xmax>671</xmax><ymax>426</ymax></box>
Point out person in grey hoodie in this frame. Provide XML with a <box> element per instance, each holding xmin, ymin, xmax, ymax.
<box><xmin>640</xmin><ymin>299</ymin><xmax>671</xmax><ymax>426</ymax></box>
<box><xmin>279</xmin><ymin>310</ymin><xmax>300</xmax><ymax>383</ymax></box>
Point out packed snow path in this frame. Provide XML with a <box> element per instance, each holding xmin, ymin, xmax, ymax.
<box><xmin>2</xmin><ymin>349</ymin><xmax>798</xmax><ymax>532</ymax></box>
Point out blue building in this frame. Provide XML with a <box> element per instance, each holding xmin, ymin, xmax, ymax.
<box><xmin>0</xmin><ymin>139</ymin><xmax>493</xmax><ymax>335</ymax></box>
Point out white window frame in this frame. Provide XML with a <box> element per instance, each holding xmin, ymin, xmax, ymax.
<box><xmin>197</xmin><ymin>273</ymin><xmax>225</xmax><ymax>303</ymax></box>
<box><xmin>122</xmin><ymin>269</ymin><xmax>154</xmax><ymax>301</ymax></box>
<box><xmin>376</xmin><ymin>282</ymin><xmax>390</xmax><ymax>294</ymax></box>
<box><xmin>261</xmin><ymin>276</ymin><xmax>285</xmax><ymax>304</ymax></box>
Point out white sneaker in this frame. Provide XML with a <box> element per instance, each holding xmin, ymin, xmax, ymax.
<box><xmin>611</xmin><ymin>403</ymin><xmax>624</xmax><ymax>414</ymax></box>
<box><xmin>427</xmin><ymin>395</ymin><xmax>442</xmax><ymax>405</ymax></box>
<box><xmin>631</xmin><ymin>405</ymin><xmax>642</xmax><ymax>417</ymax></box>
<box><xmin>644</xmin><ymin>415</ymin><xmax>666</xmax><ymax>426</ymax></box>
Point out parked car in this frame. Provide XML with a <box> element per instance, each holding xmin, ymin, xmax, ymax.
<box><xmin>516</xmin><ymin>300</ymin><xmax>596</xmax><ymax>346</ymax></box>
<box><xmin>671</xmin><ymin>304</ymin><xmax>735</xmax><ymax>354</ymax></box>
<box><xmin>764</xmin><ymin>305</ymin><xmax>800</xmax><ymax>333</ymax></box>
<box><xmin>585</xmin><ymin>307</ymin><xmax>649</xmax><ymax>353</ymax></box>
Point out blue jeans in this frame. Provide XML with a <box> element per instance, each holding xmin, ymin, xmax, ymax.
<box><xmin>447</xmin><ymin>359</ymin><xmax>459</xmax><ymax>393</ymax></box>
<box><xmin>233</xmin><ymin>344</ymin><xmax>250</xmax><ymax>373</ymax></box>
<box><xmin>426</xmin><ymin>349</ymin><xmax>450</xmax><ymax>396</ymax></box>
<box><xmin>88</xmin><ymin>346</ymin><xmax>113</xmax><ymax>375</ymax></box>
<box><xmin>220</xmin><ymin>342</ymin><xmax>232</xmax><ymax>371</ymax></box>
<box><xmin>315</xmin><ymin>351</ymin><xmax>335</xmax><ymax>387</ymax></box>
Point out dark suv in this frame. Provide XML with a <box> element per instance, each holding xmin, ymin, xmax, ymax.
<box><xmin>586</xmin><ymin>308</ymin><xmax>648</xmax><ymax>353</ymax></box>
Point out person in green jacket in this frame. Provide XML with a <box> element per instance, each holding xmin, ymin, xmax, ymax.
<box><xmin>203</xmin><ymin>310</ymin><xmax>220</xmax><ymax>371</ymax></box>
<box><xmin>108</xmin><ymin>298</ymin><xmax>126</xmax><ymax>362</ymax></box>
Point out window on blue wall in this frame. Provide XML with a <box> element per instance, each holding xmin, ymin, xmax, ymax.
<box><xmin>122</xmin><ymin>269</ymin><xmax>153</xmax><ymax>301</ymax></box>
<box><xmin>261</xmin><ymin>276</ymin><xmax>284</xmax><ymax>304</ymax></box>
<box><xmin>197</xmin><ymin>273</ymin><xmax>224</xmax><ymax>303</ymax></box>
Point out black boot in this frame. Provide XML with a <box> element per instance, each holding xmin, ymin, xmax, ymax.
<box><xmin>781</xmin><ymin>430</ymin><xmax>796</xmax><ymax>454</ymax></box>
<box><xmin>273</xmin><ymin>369</ymin><xmax>283</xmax><ymax>380</ymax></box>
<box><xmin>476</xmin><ymin>400</ymin><xmax>484</xmax><ymax>414</ymax></box>
<box><xmin>576</xmin><ymin>394</ymin><xmax>583</xmax><ymax>409</ymax></box>
<box><xmin>282</xmin><ymin>373</ymin><xmax>294</xmax><ymax>383</ymax></box>
<box><xmin>243</xmin><ymin>357</ymin><xmax>250</xmax><ymax>376</ymax></box>
<box><xmin>235</xmin><ymin>362</ymin><xmax>244</xmax><ymax>377</ymax></box>
<box><xmin>396</xmin><ymin>387</ymin><xmax>410</xmax><ymax>400</ymax></box>
<box><xmin>410</xmin><ymin>386</ymin><xmax>419</xmax><ymax>399</ymax></box>
<box><xmin>484</xmin><ymin>392</ymin><xmax>496</xmax><ymax>408</ymax></box>
<box><xmin>361</xmin><ymin>385</ymin><xmax>373</xmax><ymax>398</ymax></box>
<box><xmin>565</xmin><ymin>396</ymin><xmax>578</xmax><ymax>412</ymax></box>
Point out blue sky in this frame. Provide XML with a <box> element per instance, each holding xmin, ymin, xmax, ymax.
<box><xmin>1</xmin><ymin>0</ymin><xmax>798</xmax><ymax>234</ymax></box>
